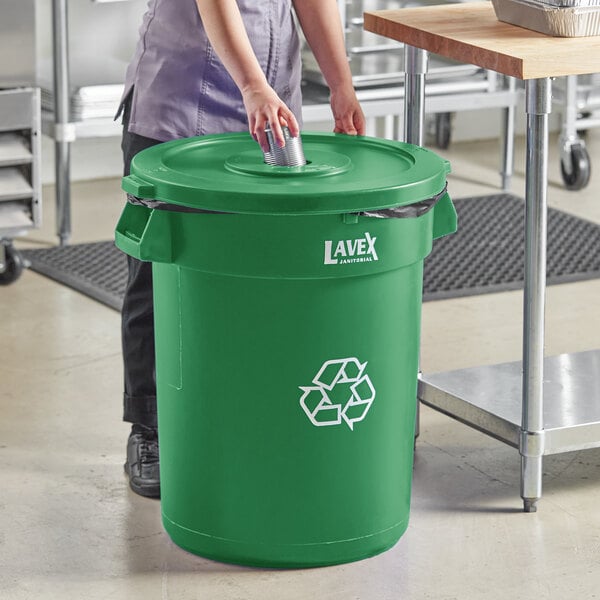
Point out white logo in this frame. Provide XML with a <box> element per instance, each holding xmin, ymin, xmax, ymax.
<box><xmin>324</xmin><ymin>232</ymin><xmax>378</xmax><ymax>265</ymax></box>
<box><xmin>299</xmin><ymin>358</ymin><xmax>376</xmax><ymax>430</ymax></box>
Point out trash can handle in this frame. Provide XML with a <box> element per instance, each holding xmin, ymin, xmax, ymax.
<box><xmin>432</xmin><ymin>192</ymin><xmax>457</xmax><ymax>240</ymax></box>
<box><xmin>122</xmin><ymin>174</ymin><xmax>156</xmax><ymax>199</ymax></box>
<box><xmin>115</xmin><ymin>203</ymin><xmax>173</xmax><ymax>263</ymax></box>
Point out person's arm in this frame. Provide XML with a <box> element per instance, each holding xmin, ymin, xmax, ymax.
<box><xmin>292</xmin><ymin>0</ymin><xmax>365</xmax><ymax>135</ymax></box>
<box><xmin>195</xmin><ymin>0</ymin><xmax>299</xmax><ymax>151</ymax></box>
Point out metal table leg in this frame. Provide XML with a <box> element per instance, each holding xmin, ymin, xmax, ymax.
<box><xmin>521</xmin><ymin>77</ymin><xmax>551</xmax><ymax>513</ymax></box>
<box><xmin>52</xmin><ymin>0</ymin><xmax>73</xmax><ymax>246</ymax></box>
<box><xmin>404</xmin><ymin>45</ymin><xmax>428</xmax><ymax>146</ymax></box>
<box><xmin>404</xmin><ymin>44</ymin><xmax>428</xmax><ymax>439</ymax></box>
<box><xmin>501</xmin><ymin>77</ymin><xmax>516</xmax><ymax>191</ymax></box>
<box><xmin>408</xmin><ymin>59</ymin><xmax>552</xmax><ymax>510</ymax></box>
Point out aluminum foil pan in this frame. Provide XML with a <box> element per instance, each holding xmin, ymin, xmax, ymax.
<box><xmin>529</xmin><ymin>0</ymin><xmax>600</xmax><ymax>6</ymax></box>
<box><xmin>492</xmin><ymin>0</ymin><xmax>600</xmax><ymax>36</ymax></box>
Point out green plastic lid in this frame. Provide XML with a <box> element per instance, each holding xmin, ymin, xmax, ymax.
<box><xmin>122</xmin><ymin>132</ymin><xmax>450</xmax><ymax>215</ymax></box>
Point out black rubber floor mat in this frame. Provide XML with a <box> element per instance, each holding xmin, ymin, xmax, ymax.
<box><xmin>423</xmin><ymin>194</ymin><xmax>600</xmax><ymax>301</ymax></box>
<box><xmin>22</xmin><ymin>240</ymin><xmax>127</xmax><ymax>311</ymax></box>
<box><xmin>21</xmin><ymin>194</ymin><xmax>600</xmax><ymax>310</ymax></box>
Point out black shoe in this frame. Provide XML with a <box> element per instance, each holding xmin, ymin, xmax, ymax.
<box><xmin>124</xmin><ymin>424</ymin><xmax>160</xmax><ymax>498</ymax></box>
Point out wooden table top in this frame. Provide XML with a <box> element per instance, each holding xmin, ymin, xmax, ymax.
<box><xmin>364</xmin><ymin>1</ymin><xmax>600</xmax><ymax>80</ymax></box>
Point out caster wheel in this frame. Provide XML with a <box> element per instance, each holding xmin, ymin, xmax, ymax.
<box><xmin>560</xmin><ymin>143</ymin><xmax>591</xmax><ymax>191</ymax></box>
<box><xmin>435</xmin><ymin>112</ymin><xmax>452</xmax><ymax>150</ymax></box>
<box><xmin>0</xmin><ymin>243</ymin><xmax>25</xmax><ymax>285</ymax></box>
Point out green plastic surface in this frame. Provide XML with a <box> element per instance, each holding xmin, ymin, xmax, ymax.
<box><xmin>122</xmin><ymin>132</ymin><xmax>451</xmax><ymax>215</ymax></box>
<box><xmin>151</xmin><ymin>213</ymin><xmax>426</xmax><ymax>567</ymax></box>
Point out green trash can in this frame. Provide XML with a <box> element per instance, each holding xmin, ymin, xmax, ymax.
<box><xmin>115</xmin><ymin>132</ymin><xmax>456</xmax><ymax>568</ymax></box>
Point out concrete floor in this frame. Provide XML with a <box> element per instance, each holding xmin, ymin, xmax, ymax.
<box><xmin>1</xmin><ymin>130</ymin><xmax>600</xmax><ymax>599</ymax></box>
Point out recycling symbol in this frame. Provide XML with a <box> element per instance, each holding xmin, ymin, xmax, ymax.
<box><xmin>299</xmin><ymin>357</ymin><xmax>376</xmax><ymax>430</ymax></box>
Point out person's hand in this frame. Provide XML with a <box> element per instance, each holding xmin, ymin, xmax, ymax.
<box><xmin>330</xmin><ymin>88</ymin><xmax>366</xmax><ymax>136</ymax></box>
<box><xmin>241</xmin><ymin>84</ymin><xmax>300</xmax><ymax>153</ymax></box>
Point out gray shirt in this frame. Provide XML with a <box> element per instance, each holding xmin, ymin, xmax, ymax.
<box><xmin>120</xmin><ymin>0</ymin><xmax>303</xmax><ymax>141</ymax></box>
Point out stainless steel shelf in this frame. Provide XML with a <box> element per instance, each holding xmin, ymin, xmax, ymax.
<box><xmin>0</xmin><ymin>133</ymin><xmax>33</xmax><ymax>166</ymax></box>
<box><xmin>419</xmin><ymin>349</ymin><xmax>600</xmax><ymax>456</ymax></box>
<box><xmin>0</xmin><ymin>168</ymin><xmax>34</xmax><ymax>201</ymax></box>
<box><xmin>0</xmin><ymin>201</ymin><xmax>34</xmax><ymax>236</ymax></box>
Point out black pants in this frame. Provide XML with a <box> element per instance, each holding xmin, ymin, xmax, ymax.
<box><xmin>120</xmin><ymin>97</ymin><xmax>162</xmax><ymax>428</ymax></box>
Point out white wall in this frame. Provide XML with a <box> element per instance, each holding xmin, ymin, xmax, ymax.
<box><xmin>35</xmin><ymin>0</ymin><xmax>147</xmax><ymax>79</ymax></box>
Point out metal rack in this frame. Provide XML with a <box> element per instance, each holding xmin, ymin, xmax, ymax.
<box><xmin>554</xmin><ymin>74</ymin><xmax>600</xmax><ymax>191</ymax></box>
<box><xmin>0</xmin><ymin>88</ymin><xmax>42</xmax><ymax>284</ymax></box>
<box><xmin>0</xmin><ymin>0</ymin><xmax>41</xmax><ymax>284</ymax></box>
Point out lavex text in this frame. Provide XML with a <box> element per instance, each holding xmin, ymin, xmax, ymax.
<box><xmin>324</xmin><ymin>233</ymin><xmax>378</xmax><ymax>265</ymax></box>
